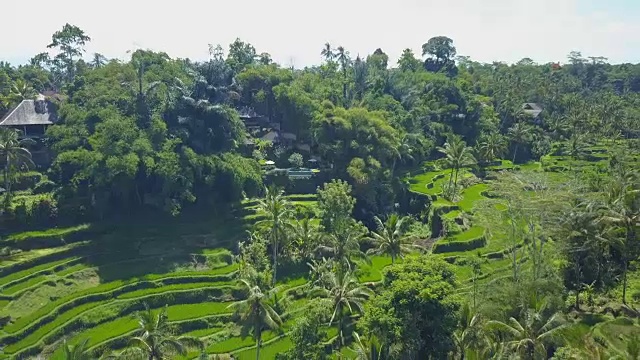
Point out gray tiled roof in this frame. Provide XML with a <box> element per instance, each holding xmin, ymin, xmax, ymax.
<box><xmin>0</xmin><ymin>99</ymin><xmax>55</xmax><ymax>126</ymax></box>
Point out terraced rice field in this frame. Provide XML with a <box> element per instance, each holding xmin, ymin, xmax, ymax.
<box><xmin>1</xmin><ymin>143</ymin><xmax>633</xmax><ymax>359</ymax></box>
<box><xmin>407</xmin><ymin>143</ymin><xmax>627</xmax><ymax>287</ymax></box>
<box><xmin>0</xmin><ymin>194</ymin><xmax>392</xmax><ymax>359</ymax></box>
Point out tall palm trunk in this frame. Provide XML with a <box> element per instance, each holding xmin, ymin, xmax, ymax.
<box><xmin>512</xmin><ymin>144</ymin><xmax>519</xmax><ymax>164</ymax></box>
<box><xmin>4</xmin><ymin>155</ymin><xmax>11</xmax><ymax>204</ymax></box>
<box><xmin>272</xmin><ymin>227</ymin><xmax>278</xmax><ymax>286</ymax></box>
<box><xmin>448</xmin><ymin>168</ymin><xmax>455</xmax><ymax>192</ymax></box>
<box><xmin>623</xmin><ymin>257</ymin><xmax>628</xmax><ymax>305</ymax></box>
<box><xmin>256</xmin><ymin>337</ymin><xmax>261</xmax><ymax>360</ymax></box>
<box><xmin>342</xmin><ymin>68</ymin><xmax>348</xmax><ymax>106</ymax></box>
<box><xmin>453</xmin><ymin>166</ymin><xmax>461</xmax><ymax>195</ymax></box>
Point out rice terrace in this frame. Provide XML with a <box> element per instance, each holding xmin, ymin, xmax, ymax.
<box><xmin>1</xmin><ymin>18</ymin><xmax>640</xmax><ymax>360</ymax></box>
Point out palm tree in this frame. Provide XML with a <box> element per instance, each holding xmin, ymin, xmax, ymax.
<box><xmin>367</xmin><ymin>214</ymin><xmax>419</xmax><ymax>264</ymax></box>
<box><xmin>507</xmin><ymin>122</ymin><xmax>532</xmax><ymax>164</ymax></box>
<box><xmin>0</xmin><ymin>128</ymin><xmax>34</xmax><ymax>202</ymax></box>
<box><xmin>313</xmin><ymin>270</ymin><xmax>373</xmax><ymax>345</ymax></box>
<box><xmin>61</xmin><ymin>338</ymin><xmax>92</xmax><ymax>360</ymax></box>
<box><xmin>486</xmin><ymin>300</ymin><xmax>565</xmax><ymax>360</ymax></box>
<box><xmin>91</xmin><ymin>53</ymin><xmax>108</xmax><ymax>68</ymax></box>
<box><xmin>437</xmin><ymin>136</ymin><xmax>476</xmax><ymax>197</ymax></box>
<box><xmin>9</xmin><ymin>79</ymin><xmax>37</xmax><ymax>102</ymax></box>
<box><xmin>316</xmin><ymin>231</ymin><xmax>367</xmax><ymax>274</ymax></box>
<box><xmin>476</xmin><ymin>132</ymin><xmax>507</xmax><ymax>165</ymax></box>
<box><xmin>119</xmin><ymin>304</ymin><xmax>203</xmax><ymax>360</ymax></box>
<box><xmin>351</xmin><ymin>332</ymin><xmax>386</xmax><ymax>360</ymax></box>
<box><xmin>291</xmin><ymin>217</ymin><xmax>325</xmax><ymax>261</ymax></box>
<box><xmin>321</xmin><ymin>43</ymin><xmax>335</xmax><ymax>62</ymax></box>
<box><xmin>336</xmin><ymin>46</ymin><xmax>351</xmax><ymax>105</ymax></box>
<box><xmin>599</xmin><ymin>183</ymin><xmax>640</xmax><ymax>304</ymax></box>
<box><xmin>256</xmin><ymin>186</ymin><xmax>294</xmax><ymax>285</ymax></box>
<box><xmin>453</xmin><ymin>303</ymin><xmax>490</xmax><ymax>360</ymax></box>
<box><xmin>228</xmin><ymin>278</ymin><xmax>283</xmax><ymax>360</ymax></box>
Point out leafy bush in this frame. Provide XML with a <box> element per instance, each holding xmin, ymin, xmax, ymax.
<box><xmin>432</xmin><ymin>235</ymin><xmax>487</xmax><ymax>254</ymax></box>
<box><xmin>32</xmin><ymin>179</ymin><xmax>56</xmax><ymax>194</ymax></box>
<box><xmin>288</xmin><ymin>152</ymin><xmax>304</xmax><ymax>168</ymax></box>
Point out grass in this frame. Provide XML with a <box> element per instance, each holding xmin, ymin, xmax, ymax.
<box><xmin>356</xmin><ymin>256</ymin><xmax>393</xmax><ymax>283</ymax></box>
<box><xmin>116</xmin><ymin>282</ymin><xmax>236</xmax><ymax>300</ymax></box>
<box><xmin>235</xmin><ymin>335</ymin><xmax>293</xmax><ymax>359</ymax></box>
<box><xmin>48</xmin><ymin>302</ymin><xmax>237</xmax><ymax>359</ymax></box>
<box><xmin>3</xmin><ymin>264</ymin><xmax>238</xmax><ymax>334</ymax></box>
<box><xmin>183</xmin><ymin>327</ymin><xmax>224</xmax><ymax>338</ymax></box>
<box><xmin>0</xmin><ymin>257</ymin><xmax>82</xmax><ymax>287</ymax></box>
<box><xmin>2</xmin><ymin>263</ymin><xmax>88</xmax><ymax>295</ymax></box>
<box><xmin>5</xmin><ymin>290</ymin><xmax>235</xmax><ymax>355</ymax></box>
<box><xmin>458</xmin><ymin>184</ymin><xmax>488</xmax><ymax>212</ymax></box>
<box><xmin>3</xmin><ymin>224</ymin><xmax>91</xmax><ymax>242</ymax></box>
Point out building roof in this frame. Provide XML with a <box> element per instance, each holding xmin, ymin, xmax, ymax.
<box><xmin>261</xmin><ymin>131</ymin><xmax>279</xmax><ymax>142</ymax></box>
<box><xmin>0</xmin><ymin>98</ymin><xmax>56</xmax><ymax>127</ymax></box>
<box><xmin>522</xmin><ymin>103</ymin><xmax>543</xmax><ymax>118</ymax></box>
<box><xmin>281</xmin><ymin>132</ymin><xmax>297</xmax><ymax>141</ymax></box>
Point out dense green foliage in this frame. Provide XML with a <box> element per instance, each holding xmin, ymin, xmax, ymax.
<box><xmin>0</xmin><ymin>25</ymin><xmax>639</xmax><ymax>360</ymax></box>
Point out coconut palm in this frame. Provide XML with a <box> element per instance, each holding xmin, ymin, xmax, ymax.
<box><xmin>507</xmin><ymin>122</ymin><xmax>532</xmax><ymax>164</ymax></box>
<box><xmin>321</xmin><ymin>43</ymin><xmax>335</xmax><ymax>62</ymax></box>
<box><xmin>61</xmin><ymin>338</ymin><xmax>92</xmax><ymax>360</ymax></box>
<box><xmin>313</xmin><ymin>270</ymin><xmax>373</xmax><ymax>345</ymax></box>
<box><xmin>336</xmin><ymin>46</ymin><xmax>351</xmax><ymax>104</ymax></box>
<box><xmin>256</xmin><ymin>186</ymin><xmax>294</xmax><ymax>285</ymax></box>
<box><xmin>118</xmin><ymin>304</ymin><xmax>203</xmax><ymax>360</ymax></box>
<box><xmin>351</xmin><ymin>332</ymin><xmax>386</xmax><ymax>360</ymax></box>
<box><xmin>453</xmin><ymin>303</ymin><xmax>490</xmax><ymax>360</ymax></box>
<box><xmin>599</xmin><ymin>182</ymin><xmax>640</xmax><ymax>304</ymax></box>
<box><xmin>486</xmin><ymin>300</ymin><xmax>565</xmax><ymax>360</ymax></box>
<box><xmin>291</xmin><ymin>217</ymin><xmax>325</xmax><ymax>261</ymax></box>
<box><xmin>316</xmin><ymin>230</ymin><xmax>368</xmax><ymax>274</ymax></box>
<box><xmin>9</xmin><ymin>79</ymin><xmax>37</xmax><ymax>102</ymax></box>
<box><xmin>91</xmin><ymin>53</ymin><xmax>108</xmax><ymax>68</ymax></box>
<box><xmin>476</xmin><ymin>132</ymin><xmax>507</xmax><ymax>165</ymax></box>
<box><xmin>228</xmin><ymin>278</ymin><xmax>283</xmax><ymax>360</ymax></box>
<box><xmin>367</xmin><ymin>214</ymin><xmax>420</xmax><ymax>264</ymax></box>
<box><xmin>437</xmin><ymin>136</ymin><xmax>476</xmax><ymax>197</ymax></box>
<box><xmin>0</xmin><ymin>128</ymin><xmax>34</xmax><ymax>202</ymax></box>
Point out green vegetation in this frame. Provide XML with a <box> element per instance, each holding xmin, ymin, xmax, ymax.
<box><xmin>0</xmin><ymin>23</ymin><xmax>639</xmax><ymax>360</ymax></box>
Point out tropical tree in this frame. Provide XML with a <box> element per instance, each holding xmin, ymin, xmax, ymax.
<box><xmin>313</xmin><ymin>270</ymin><xmax>373</xmax><ymax>345</ymax></box>
<box><xmin>437</xmin><ymin>136</ymin><xmax>476</xmax><ymax>197</ymax></box>
<box><xmin>9</xmin><ymin>79</ymin><xmax>37</xmax><ymax>102</ymax></box>
<box><xmin>316</xmin><ymin>230</ymin><xmax>367</xmax><ymax>274</ymax></box>
<box><xmin>476</xmin><ymin>132</ymin><xmax>507</xmax><ymax>165</ymax></box>
<box><xmin>0</xmin><ymin>128</ymin><xmax>34</xmax><ymax>202</ymax></box>
<box><xmin>61</xmin><ymin>338</ymin><xmax>92</xmax><ymax>360</ymax></box>
<box><xmin>291</xmin><ymin>217</ymin><xmax>325</xmax><ymax>261</ymax></box>
<box><xmin>91</xmin><ymin>53</ymin><xmax>108</xmax><ymax>68</ymax></box>
<box><xmin>367</xmin><ymin>214</ymin><xmax>419</xmax><ymax>264</ymax></box>
<box><xmin>119</xmin><ymin>304</ymin><xmax>203</xmax><ymax>359</ymax></box>
<box><xmin>228</xmin><ymin>278</ymin><xmax>283</xmax><ymax>360</ymax></box>
<box><xmin>487</xmin><ymin>300</ymin><xmax>565</xmax><ymax>360</ymax></box>
<box><xmin>336</xmin><ymin>46</ymin><xmax>351</xmax><ymax>104</ymax></box>
<box><xmin>453</xmin><ymin>303</ymin><xmax>490</xmax><ymax>360</ymax></box>
<box><xmin>321</xmin><ymin>43</ymin><xmax>335</xmax><ymax>62</ymax></box>
<box><xmin>256</xmin><ymin>186</ymin><xmax>294</xmax><ymax>285</ymax></box>
<box><xmin>508</xmin><ymin>122</ymin><xmax>532</xmax><ymax>163</ymax></box>
<box><xmin>351</xmin><ymin>332</ymin><xmax>386</xmax><ymax>360</ymax></box>
<box><xmin>599</xmin><ymin>181</ymin><xmax>640</xmax><ymax>304</ymax></box>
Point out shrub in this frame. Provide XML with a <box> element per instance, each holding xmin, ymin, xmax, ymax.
<box><xmin>432</xmin><ymin>235</ymin><xmax>487</xmax><ymax>254</ymax></box>
<box><xmin>288</xmin><ymin>153</ymin><xmax>304</xmax><ymax>168</ymax></box>
<box><xmin>32</xmin><ymin>180</ymin><xmax>56</xmax><ymax>194</ymax></box>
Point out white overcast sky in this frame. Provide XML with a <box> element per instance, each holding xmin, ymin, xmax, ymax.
<box><xmin>2</xmin><ymin>0</ymin><xmax>639</xmax><ymax>67</ymax></box>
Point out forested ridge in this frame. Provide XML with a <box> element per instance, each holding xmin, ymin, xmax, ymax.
<box><xmin>0</xmin><ymin>24</ymin><xmax>638</xmax><ymax>359</ymax></box>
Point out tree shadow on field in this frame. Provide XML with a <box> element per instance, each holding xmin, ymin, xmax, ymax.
<box><xmin>81</xmin><ymin>207</ymin><xmax>249</xmax><ymax>282</ymax></box>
